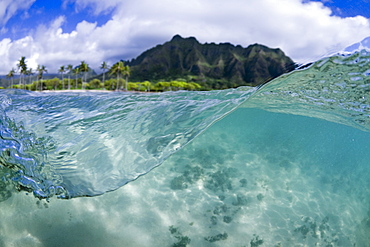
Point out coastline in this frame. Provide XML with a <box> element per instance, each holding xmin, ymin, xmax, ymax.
<box><xmin>40</xmin><ymin>89</ymin><xmax>113</xmax><ymax>93</ymax></box>
<box><xmin>39</xmin><ymin>89</ymin><xmax>156</xmax><ymax>93</ymax></box>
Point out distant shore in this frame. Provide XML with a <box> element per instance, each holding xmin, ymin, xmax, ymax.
<box><xmin>41</xmin><ymin>89</ymin><xmax>112</xmax><ymax>93</ymax></box>
<box><xmin>40</xmin><ymin>89</ymin><xmax>156</xmax><ymax>93</ymax></box>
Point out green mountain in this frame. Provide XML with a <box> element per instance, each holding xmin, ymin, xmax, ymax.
<box><xmin>127</xmin><ymin>35</ymin><xmax>296</xmax><ymax>89</ymax></box>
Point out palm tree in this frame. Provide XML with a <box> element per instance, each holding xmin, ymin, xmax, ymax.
<box><xmin>123</xmin><ymin>65</ymin><xmax>131</xmax><ymax>91</ymax></box>
<box><xmin>7</xmin><ymin>68</ymin><xmax>16</xmax><ymax>89</ymax></box>
<box><xmin>100</xmin><ymin>61</ymin><xmax>109</xmax><ymax>89</ymax></box>
<box><xmin>17</xmin><ymin>56</ymin><xmax>27</xmax><ymax>89</ymax></box>
<box><xmin>109</xmin><ymin>61</ymin><xmax>125</xmax><ymax>90</ymax></box>
<box><xmin>37</xmin><ymin>65</ymin><xmax>47</xmax><ymax>91</ymax></box>
<box><xmin>26</xmin><ymin>68</ymin><xmax>34</xmax><ymax>89</ymax></box>
<box><xmin>79</xmin><ymin>61</ymin><xmax>89</xmax><ymax>89</ymax></box>
<box><xmin>67</xmin><ymin>64</ymin><xmax>73</xmax><ymax>90</ymax></box>
<box><xmin>59</xmin><ymin>65</ymin><xmax>66</xmax><ymax>90</ymax></box>
<box><xmin>73</xmin><ymin>67</ymin><xmax>80</xmax><ymax>89</ymax></box>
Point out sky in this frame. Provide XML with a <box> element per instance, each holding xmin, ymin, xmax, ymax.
<box><xmin>0</xmin><ymin>0</ymin><xmax>369</xmax><ymax>74</ymax></box>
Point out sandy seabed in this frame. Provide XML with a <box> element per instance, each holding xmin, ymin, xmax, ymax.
<box><xmin>1</xmin><ymin>104</ymin><xmax>369</xmax><ymax>247</ymax></box>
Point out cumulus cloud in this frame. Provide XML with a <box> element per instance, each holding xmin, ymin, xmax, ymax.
<box><xmin>111</xmin><ymin>0</ymin><xmax>370</xmax><ymax>63</ymax></box>
<box><xmin>0</xmin><ymin>0</ymin><xmax>369</xmax><ymax>74</ymax></box>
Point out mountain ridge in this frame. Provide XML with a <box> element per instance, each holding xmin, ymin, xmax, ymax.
<box><xmin>126</xmin><ymin>35</ymin><xmax>296</xmax><ymax>89</ymax></box>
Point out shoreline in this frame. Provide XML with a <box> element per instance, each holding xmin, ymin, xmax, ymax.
<box><xmin>41</xmin><ymin>89</ymin><xmax>113</xmax><ymax>93</ymax></box>
<box><xmin>39</xmin><ymin>89</ymin><xmax>156</xmax><ymax>93</ymax></box>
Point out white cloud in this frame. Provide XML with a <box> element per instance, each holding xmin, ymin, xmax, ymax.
<box><xmin>63</xmin><ymin>0</ymin><xmax>121</xmax><ymax>15</ymax></box>
<box><xmin>0</xmin><ymin>0</ymin><xmax>369</xmax><ymax>74</ymax></box>
<box><xmin>0</xmin><ymin>0</ymin><xmax>35</xmax><ymax>25</ymax></box>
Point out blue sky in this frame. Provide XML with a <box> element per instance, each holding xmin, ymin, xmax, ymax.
<box><xmin>0</xmin><ymin>0</ymin><xmax>369</xmax><ymax>74</ymax></box>
<box><xmin>310</xmin><ymin>0</ymin><xmax>370</xmax><ymax>18</ymax></box>
<box><xmin>1</xmin><ymin>0</ymin><xmax>111</xmax><ymax>40</ymax></box>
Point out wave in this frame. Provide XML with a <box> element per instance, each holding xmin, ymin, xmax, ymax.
<box><xmin>0</xmin><ymin>88</ymin><xmax>255</xmax><ymax>199</ymax></box>
<box><xmin>244</xmin><ymin>48</ymin><xmax>370</xmax><ymax>132</ymax></box>
<box><xmin>1</xmin><ymin>44</ymin><xmax>370</xmax><ymax>201</ymax></box>
<box><xmin>1</xmin><ymin>40</ymin><xmax>370</xmax><ymax>247</ymax></box>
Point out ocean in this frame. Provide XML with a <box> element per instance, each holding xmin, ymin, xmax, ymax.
<box><xmin>0</xmin><ymin>47</ymin><xmax>369</xmax><ymax>246</ymax></box>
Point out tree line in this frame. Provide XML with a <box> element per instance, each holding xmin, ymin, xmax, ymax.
<box><xmin>3</xmin><ymin>57</ymin><xmax>201</xmax><ymax>92</ymax></box>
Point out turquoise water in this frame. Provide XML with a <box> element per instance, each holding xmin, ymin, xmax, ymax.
<box><xmin>0</xmin><ymin>49</ymin><xmax>370</xmax><ymax>246</ymax></box>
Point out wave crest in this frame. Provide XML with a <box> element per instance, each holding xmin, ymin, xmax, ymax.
<box><xmin>244</xmin><ymin>49</ymin><xmax>370</xmax><ymax>131</ymax></box>
<box><xmin>0</xmin><ymin>88</ymin><xmax>255</xmax><ymax>199</ymax></box>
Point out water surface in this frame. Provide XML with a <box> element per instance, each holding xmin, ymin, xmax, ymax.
<box><xmin>0</xmin><ymin>49</ymin><xmax>369</xmax><ymax>246</ymax></box>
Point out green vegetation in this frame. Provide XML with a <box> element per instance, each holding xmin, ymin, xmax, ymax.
<box><xmin>109</xmin><ymin>61</ymin><xmax>129</xmax><ymax>90</ymax></box>
<box><xmin>127</xmin><ymin>35</ymin><xmax>297</xmax><ymax>89</ymax></box>
<box><xmin>100</xmin><ymin>61</ymin><xmax>108</xmax><ymax>86</ymax></box>
<box><xmin>2</xmin><ymin>57</ymin><xmax>202</xmax><ymax>92</ymax></box>
<box><xmin>59</xmin><ymin>65</ymin><xmax>66</xmax><ymax>89</ymax></box>
<box><xmin>1</xmin><ymin>36</ymin><xmax>295</xmax><ymax>91</ymax></box>
<box><xmin>6</xmin><ymin>68</ymin><xmax>15</xmax><ymax>89</ymax></box>
<box><xmin>66</xmin><ymin>64</ymin><xmax>73</xmax><ymax>90</ymax></box>
<box><xmin>17</xmin><ymin>56</ymin><xmax>27</xmax><ymax>88</ymax></box>
<box><xmin>5</xmin><ymin>75</ymin><xmax>202</xmax><ymax>92</ymax></box>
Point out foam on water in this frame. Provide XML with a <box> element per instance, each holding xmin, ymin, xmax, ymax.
<box><xmin>0</xmin><ymin>46</ymin><xmax>370</xmax><ymax>246</ymax></box>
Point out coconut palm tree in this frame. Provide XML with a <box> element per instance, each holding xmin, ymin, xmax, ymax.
<box><xmin>67</xmin><ymin>64</ymin><xmax>73</xmax><ymax>90</ymax></box>
<box><xmin>59</xmin><ymin>65</ymin><xmax>66</xmax><ymax>90</ymax></box>
<box><xmin>123</xmin><ymin>65</ymin><xmax>131</xmax><ymax>91</ymax></box>
<box><xmin>73</xmin><ymin>67</ymin><xmax>80</xmax><ymax>89</ymax></box>
<box><xmin>26</xmin><ymin>68</ymin><xmax>34</xmax><ymax>89</ymax></box>
<box><xmin>7</xmin><ymin>68</ymin><xmax>16</xmax><ymax>89</ymax></box>
<box><xmin>100</xmin><ymin>61</ymin><xmax>109</xmax><ymax>89</ymax></box>
<box><xmin>17</xmin><ymin>56</ymin><xmax>27</xmax><ymax>89</ymax></box>
<box><xmin>109</xmin><ymin>61</ymin><xmax>125</xmax><ymax>90</ymax></box>
<box><xmin>79</xmin><ymin>61</ymin><xmax>89</xmax><ymax>89</ymax></box>
<box><xmin>37</xmin><ymin>65</ymin><xmax>47</xmax><ymax>91</ymax></box>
